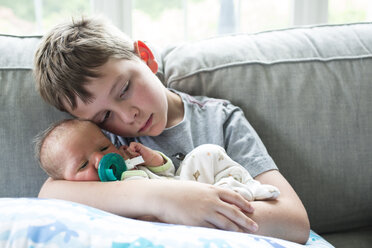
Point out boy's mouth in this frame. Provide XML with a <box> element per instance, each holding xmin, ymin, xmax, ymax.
<box><xmin>138</xmin><ymin>114</ymin><xmax>153</xmax><ymax>133</ymax></box>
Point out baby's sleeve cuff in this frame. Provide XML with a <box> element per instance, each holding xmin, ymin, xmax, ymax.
<box><xmin>147</xmin><ymin>152</ymin><xmax>173</xmax><ymax>173</ymax></box>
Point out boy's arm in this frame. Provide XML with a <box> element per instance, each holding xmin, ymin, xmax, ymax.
<box><xmin>222</xmin><ymin>104</ymin><xmax>310</xmax><ymax>243</ymax></box>
<box><xmin>247</xmin><ymin>170</ymin><xmax>310</xmax><ymax>244</ymax></box>
<box><xmin>38</xmin><ymin>177</ymin><xmax>258</xmax><ymax>232</ymax></box>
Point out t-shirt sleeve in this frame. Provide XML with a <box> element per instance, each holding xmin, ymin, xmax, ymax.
<box><xmin>222</xmin><ymin>103</ymin><xmax>278</xmax><ymax>178</ymax></box>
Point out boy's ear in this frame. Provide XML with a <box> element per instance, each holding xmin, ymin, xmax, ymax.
<box><xmin>134</xmin><ymin>40</ymin><xmax>158</xmax><ymax>74</ymax></box>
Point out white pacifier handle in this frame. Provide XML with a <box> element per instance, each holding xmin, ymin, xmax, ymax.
<box><xmin>125</xmin><ymin>156</ymin><xmax>145</xmax><ymax>170</ymax></box>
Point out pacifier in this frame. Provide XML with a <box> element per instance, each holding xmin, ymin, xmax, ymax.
<box><xmin>97</xmin><ymin>153</ymin><xmax>144</xmax><ymax>182</ymax></box>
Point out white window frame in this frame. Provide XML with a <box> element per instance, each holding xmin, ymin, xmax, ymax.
<box><xmin>292</xmin><ymin>0</ymin><xmax>328</xmax><ymax>26</ymax></box>
<box><xmin>91</xmin><ymin>0</ymin><xmax>329</xmax><ymax>36</ymax></box>
<box><xmin>33</xmin><ymin>0</ymin><xmax>43</xmax><ymax>33</ymax></box>
<box><xmin>91</xmin><ymin>0</ymin><xmax>133</xmax><ymax>36</ymax></box>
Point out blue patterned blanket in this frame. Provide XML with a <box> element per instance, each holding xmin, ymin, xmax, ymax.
<box><xmin>0</xmin><ymin>198</ymin><xmax>334</xmax><ymax>247</ymax></box>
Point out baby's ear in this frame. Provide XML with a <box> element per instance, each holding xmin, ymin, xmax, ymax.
<box><xmin>134</xmin><ymin>40</ymin><xmax>158</xmax><ymax>73</ymax></box>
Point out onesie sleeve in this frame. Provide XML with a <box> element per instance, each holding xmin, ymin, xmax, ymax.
<box><xmin>146</xmin><ymin>152</ymin><xmax>175</xmax><ymax>177</ymax></box>
<box><xmin>222</xmin><ymin>103</ymin><xmax>278</xmax><ymax>178</ymax></box>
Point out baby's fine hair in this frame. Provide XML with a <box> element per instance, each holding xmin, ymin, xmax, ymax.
<box><xmin>33</xmin><ymin>119</ymin><xmax>97</xmax><ymax>179</ymax></box>
<box><xmin>34</xmin><ymin>16</ymin><xmax>138</xmax><ymax>112</ymax></box>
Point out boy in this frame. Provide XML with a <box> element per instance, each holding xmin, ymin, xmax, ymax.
<box><xmin>34</xmin><ymin>17</ymin><xmax>309</xmax><ymax>243</ymax></box>
<box><xmin>34</xmin><ymin>119</ymin><xmax>280</xmax><ymax>201</ymax></box>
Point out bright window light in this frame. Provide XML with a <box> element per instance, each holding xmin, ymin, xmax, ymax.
<box><xmin>0</xmin><ymin>0</ymin><xmax>91</xmax><ymax>35</ymax></box>
<box><xmin>0</xmin><ymin>0</ymin><xmax>371</xmax><ymax>48</ymax></box>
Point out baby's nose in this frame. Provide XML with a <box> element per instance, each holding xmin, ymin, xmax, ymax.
<box><xmin>92</xmin><ymin>152</ymin><xmax>105</xmax><ymax>170</ymax></box>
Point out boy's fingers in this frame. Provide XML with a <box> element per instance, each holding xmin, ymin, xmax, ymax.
<box><xmin>206</xmin><ymin>213</ymin><xmax>243</xmax><ymax>233</ymax></box>
<box><xmin>216</xmin><ymin>201</ymin><xmax>258</xmax><ymax>233</ymax></box>
<box><xmin>201</xmin><ymin>221</ymin><xmax>218</xmax><ymax>230</ymax></box>
<box><xmin>218</xmin><ymin>188</ymin><xmax>254</xmax><ymax>213</ymax></box>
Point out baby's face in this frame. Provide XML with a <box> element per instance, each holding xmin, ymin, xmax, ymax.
<box><xmin>56</xmin><ymin>122</ymin><xmax>122</xmax><ymax>181</ymax></box>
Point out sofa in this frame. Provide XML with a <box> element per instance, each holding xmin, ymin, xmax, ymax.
<box><xmin>1</xmin><ymin>22</ymin><xmax>371</xmax><ymax>247</ymax></box>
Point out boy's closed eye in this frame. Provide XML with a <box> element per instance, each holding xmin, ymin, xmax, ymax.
<box><xmin>99</xmin><ymin>81</ymin><xmax>131</xmax><ymax>125</ymax></box>
<box><xmin>100</xmin><ymin>111</ymin><xmax>111</xmax><ymax>125</ymax></box>
<box><xmin>119</xmin><ymin>80</ymin><xmax>131</xmax><ymax>99</ymax></box>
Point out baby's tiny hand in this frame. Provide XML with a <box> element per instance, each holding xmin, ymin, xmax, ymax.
<box><xmin>123</xmin><ymin>142</ymin><xmax>164</xmax><ymax>167</ymax></box>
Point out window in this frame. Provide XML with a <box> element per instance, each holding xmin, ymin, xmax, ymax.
<box><xmin>132</xmin><ymin>0</ymin><xmax>291</xmax><ymax>47</ymax></box>
<box><xmin>328</xmin><ymin>0</ymin><xmax>372</xmax><ymax>24</ymax></box>
<box><xmin>1</xmin><ymin>0</ymin><xmax>372</xmax><ymax>47</ymax></box>
<box><xmin>0</xmin><ymin>0</ymin><xmax>91</xmax><ymax>35</ymax></box>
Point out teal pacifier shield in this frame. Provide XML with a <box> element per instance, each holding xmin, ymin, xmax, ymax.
<box><xmin>98</xmin><ymin>153</ymin><xmax>127</xmax><ymax>182</ymax></box>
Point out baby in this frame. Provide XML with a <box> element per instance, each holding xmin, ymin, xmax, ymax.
<box><xmin>34</xmin><ymin>119</ymin><xmax>280</xmax><ymax>201</ymax></box>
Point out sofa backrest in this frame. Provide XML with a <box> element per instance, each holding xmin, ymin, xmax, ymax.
<box><xmin>0</xmin><ymin>34</ymin><xmax>70</xmax><ymax>197</ymax></box>
<box><xmin>160</xmin><ymin>23</ymin><xmax>372</xmax><ymax>234</ymax></box>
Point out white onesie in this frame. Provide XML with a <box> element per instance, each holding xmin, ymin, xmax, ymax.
<box><xmin>121</xmin><ymin>144</ymin><xmax>280</xmax><ymax>201</ymax></box>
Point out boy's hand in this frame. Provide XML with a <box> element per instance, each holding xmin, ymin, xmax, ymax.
<box><xmin>119</xmin><ymin>142</ymin><xmax>164</xmax><ymax>167</ymax></box>
<box><xmin>148</xmin><ymin>180</ymin><xmax>258</xmax><ymax>233</ymax></box>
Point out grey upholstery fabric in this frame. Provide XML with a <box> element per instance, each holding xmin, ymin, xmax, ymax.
<box><xmin>161</xmin><ymin>23</ymin><xmax>372</xmax><ymax>237</ymax></box>
<box><xmin>0</xmin><ymin>35</ymin><xmax>70</xmax><ymax>197</ymax></box>
<box><xmin>323</xmin><ymin>227</ymin><xmax>372</xmax><ymax>248</ymax></box>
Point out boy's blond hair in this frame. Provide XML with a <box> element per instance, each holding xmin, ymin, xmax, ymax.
<box><xmin>34</xmin><ymin>17</ymin><xmax>138</xmax><ymax>112</ymax></box>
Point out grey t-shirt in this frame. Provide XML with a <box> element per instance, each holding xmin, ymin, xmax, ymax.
<box><xmin>106</xmin><ymin>89</ymin><xmax>277</xmax><ymax>178</ymax></box>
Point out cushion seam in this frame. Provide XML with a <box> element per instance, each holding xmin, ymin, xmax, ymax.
<box><xmin>0</xmin><ymin>34</ymin><xmax>42</xmax><ymax>38</ymax></box>
<box><xmin>190</xmin><ymin>22</ymin><xmax>372</xmax><ymax>42</ymax></box>
<box><xmin>167</xmin><ymin>55</ymin><xmax>372</xmax><ymax>85</ymax></box>
<box><xmin>0</xmin><ymin>67</ymin><xmax>33</xmax><ymax>70</ymax></box>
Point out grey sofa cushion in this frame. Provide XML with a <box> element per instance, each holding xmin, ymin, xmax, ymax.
<box><xmin>323</xmin><ymin>226</ymin><xmax>372</xmax><ymax>248</ymax></box>
<box><xmin>161</xmin><ymin>23</ymin><xmax>372</xmax><ymax>234</ymax></box>
<box><xmin>0</xmin><ymin>35</ymin><xmax>70</xmax><ymax>197</ymax></box>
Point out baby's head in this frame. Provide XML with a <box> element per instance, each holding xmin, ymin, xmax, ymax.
<box><xmin>34</xmin><ymin>16</ymin><xmax>138</xmax><ymax>112</ymax></box>
<box><xmin>34</xmin><ymin>119</ymin><xmax>121</xmax><ymax>181</ymax></box>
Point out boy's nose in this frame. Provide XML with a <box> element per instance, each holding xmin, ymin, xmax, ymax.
<box><xmin>117</xmin><ymin>106</ymin><xmax>139</xmax><ymax>124</ymax></box>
